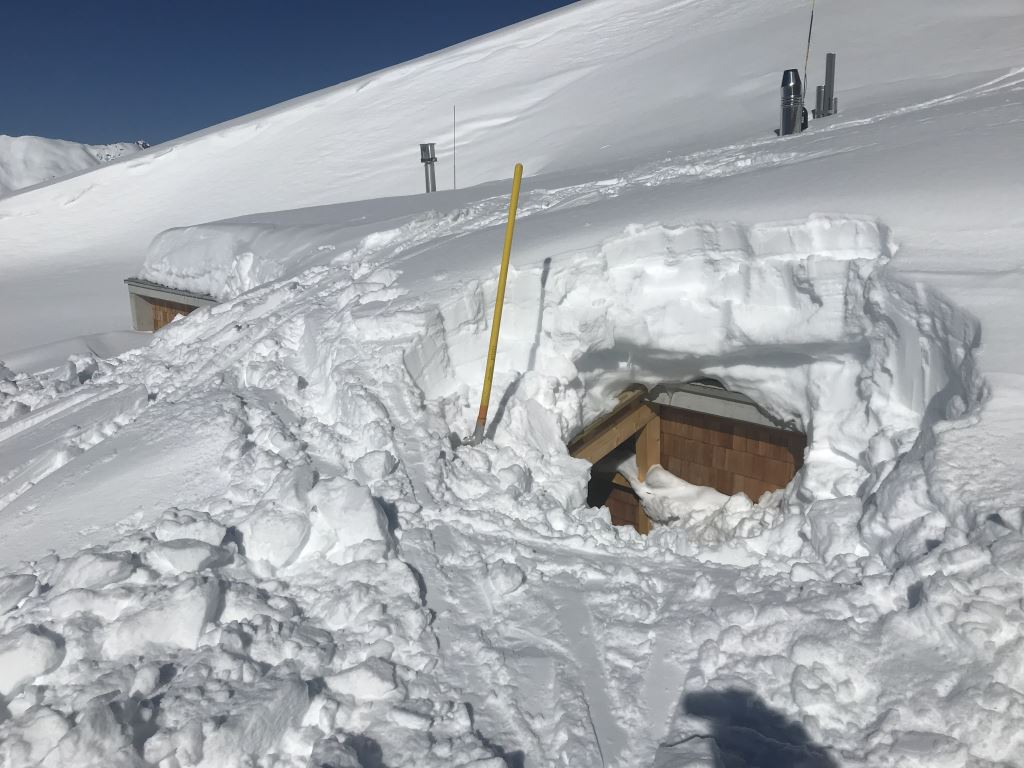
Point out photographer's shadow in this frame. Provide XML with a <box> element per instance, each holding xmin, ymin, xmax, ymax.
<box><xmin>654</xmin><ymin>688</ymin><xmax>838</xmax><ymax>768</ymax></box>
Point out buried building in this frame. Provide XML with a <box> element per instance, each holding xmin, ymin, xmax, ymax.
<box><xmin>123</xmin><ymin>208</ymin><xmax>983</xmax><ymax>564</ymax></box>
<box><xmin>124</xmin><ymin>277</ymin><xmax>218</xmax><ymax>332</ymax></box>
<box><xmin>570</xmin><ymin>380</ymin><xmax>806</xmax><ymax>532</ymax></box>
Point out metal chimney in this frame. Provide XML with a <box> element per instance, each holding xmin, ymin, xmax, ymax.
<box><xmin>779</xmin><ymin>69</ymin><xmax>803</xmax><ymax>136</ymax></box>
<box><xmin>420</xmin><ymin>143</ymin><xmax>437</xmax><ymax>193</ymax></box>
<box><xmin>824</xmin><ymin>53</ymin><xmax>837</xmax><ymax>116</ymax></box>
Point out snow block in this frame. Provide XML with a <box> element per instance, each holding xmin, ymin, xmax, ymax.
<box><xmin>309</xmin><ymin>477</ymin><xmax>391</xmax><ymax>563</ymax></box>
<box><xmin>0</xmin><ymin>625</ymin><xmax>65</xmax><ymax>696</ymax></box>
<box><xmin>0</xmin><ymin>574</ymin><xmax>37</xmax><ymax>614</ymax></box>
<box><xmin>103</xmin><ymin>576</ymin><xmax>220</xmax><ymax>657</ymax></box>
<box><xmin>200</xmin><ymin>669</ymin><xmax>309</xmax><ymax>765</ymax></box>
<box><xmin>153</xmin><ymin>510</ymin><xmax>228</xmax><ymax>547</ymax></box>
<box><xmin>487</xmin><ymin>560</ymin><xmax>525</xmax><ymax>596</ymax></box>
<box><xmin>143</xmin><ymin>538</ymin><xmax>232</xmax><ymax>574</ymax></box>
<box><xmin>48</xmin><ymin>550</ymin><xmax>134</xmax><ymax>593</ymax></box>
<box><xmin>39</xmin><ymin>698</ymin><xmax>137</xmax><ymax>768</ymax></box>
<box><xmin>326</xmin><ymin>657</ymin><xmax>399</xmax><ymax>701</ymax></box>
<box><xmin>238</xmin><ymin>509</ymin><xmax>311</xmax><ymax>569</ymax></box>
<box><xmin>804</xmin><ymin>497</ymin><xmax>867</xmax><ymax>562</ymax></box>
<box><xmin>0</xmin><ymin>706</ymin><xmax>70</xmax><ymax>766</ymax></box>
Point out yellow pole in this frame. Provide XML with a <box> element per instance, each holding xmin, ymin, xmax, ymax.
<box><xmin>469</xmin><ymin>162</ymin><xmax>524</xmax><ymax>445</ymax></box>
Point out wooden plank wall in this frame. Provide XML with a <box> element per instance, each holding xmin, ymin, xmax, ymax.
<box><xmin>575</xmin><ymin>394</ymin><xmax>806</xmax><ymax>532</ymax></box>
<box><xmin>150</xmin><ymin>298</ymin><xmax>198</xmax><ymax>331</ymax></box>
<box><xmin>606</xmin><ymin>486</ymin><xmax>643</xmax><ymax>529</ymax></box>
<box><xmin>660</xmin><ymin>408</ymin><xmax>805</xmax><ymax>501</ymax></box>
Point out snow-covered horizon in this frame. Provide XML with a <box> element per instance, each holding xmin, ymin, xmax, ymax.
<box><xmin>3</xmin><ymin>0</ymin><xmax>1024</xmax><ymax>765</ymax></box>
<box><xmin>3</xmin><ymin>0</ymin><xmax>1023</xmax><ymax>358</ymax></box>
<box><xmin>0</xmin><ymin>134</ymin><xmax>145</xmax><ymax>199</ymax></box>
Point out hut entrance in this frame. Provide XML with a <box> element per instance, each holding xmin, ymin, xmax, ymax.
<box><xmin>569</xmin><ymin>381</ymin><xmax>806</xmax><ymax>533</ymax></box>
<box><xmin>124</xmin><ymin>278</ymin><xmax>218</xmax><ymax>332</ymax></box>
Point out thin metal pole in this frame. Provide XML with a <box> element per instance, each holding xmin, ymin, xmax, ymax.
<box><xmin>803</xmin><ymin>0</ymin><xmax>816</xmax><ymax>100</ymax></box>
<box><xmin>453</xmin><ymin>106</ymin><xmax>457</xmax><ymax>190</ymax></box>
<box><xmin>468</xmin><ymin>163</ymin><xmax>524</xmax><ymax>445</ymax></box>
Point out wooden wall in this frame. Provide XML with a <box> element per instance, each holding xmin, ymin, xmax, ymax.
<box><xmin>605</xmin><ymin>485</ymin><xmax>644</xmax><ymax>529</ymax></box>
<box><xmin>660</xmin><ymin>408</ymin><xmax>805</xmax><ymax>501</ymax></box>
<box><xmin>149</xmin><ymin>298</ymin><xmax>198</xmax><ymax>331</ymax></box>
<box><xmin>584</xmin><ymin>402</ymin><xmax>806</xmax><ymax>532</ymax></box>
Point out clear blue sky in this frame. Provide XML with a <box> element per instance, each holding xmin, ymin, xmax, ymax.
<box><xmin>1</xmin><ymin>0</ymin><xmax>578</xmax><ymax>146</ymax></box>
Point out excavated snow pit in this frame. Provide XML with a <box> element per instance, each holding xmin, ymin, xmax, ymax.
<box><xmin>401</xmin><ymin>215</ymin><xmax>990</xmax><ymax>766</ymax></box>
<box><xmin>433</xmin><ymin>215</ymin><xmax>984</xmax><ymax>564</ymax></box>
<box><xmin>0</xmin><ymin>213</ymin><xmax>991</xmax><ymax>767</ymax></box>
<box><xmin>570</xmin><ymin>380</ymin><xmax>807</xmax><ymax>533</ymax></box>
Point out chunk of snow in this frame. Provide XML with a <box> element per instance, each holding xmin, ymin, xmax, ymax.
<box><xmin>0</xmin><ymin>573</ymin><xmax>36</xmax><ymax>614</ymax></box>
<box><xmin>142</xmin><ymin>538</ymin><xmax>232</xmax><ymax>574</ymax></box>
<box><xmin>199</xmin><ymin>668</ymin><xmax>309</xmax><ymax>766</ymax></box>
<box><xmin>39</xmin><ymin>698</ymin><xmax>137</xmax><ymax>768</ymax></box>
<box><xmin>326</xmin><ymin>658</ymin><xmax>399</xmax><ymax>701</ymax></box>
<box><xmin>0</xmin><ymin>625</ymin><xmax>65</xmax><ymax>695</ymax></box>
<box><xmin>46</xmin><ymin>551</ymin><xmax>135</xmax><ymax>594</ymax></box>
<box><xmin>487</xmin><ymin>560</ymin><xmax>525</xmax><ymax>596</ymax></box>
<box><xmin>0</xmin><ymin>707</ymin><xmax>70</xmax><ymax>766</ymax></box>
<box><xmin>103</xmin><ymin>577</ymin><xmax>220</xmax><ymax>657</ymax></box>
<box><xmin>153</xmin><ymin>510</ymin><xmax>228</xmax><ymax>547</ymax></box>
<box><xmin>309</xmin><ymin>478</ymin><xmax>390</xmax><ymax>564</ymax></box>
<box><xmin>237</xmin><ymin>509</ymin><xmax>311</xmax><ymax>569</ymax></box>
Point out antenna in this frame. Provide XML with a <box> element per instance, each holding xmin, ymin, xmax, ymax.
<box><xmin>802</xmin><ymin>0</ymin><xmax>816</xmax><ymax>96</ymax></box>
<box><xmin>453</xmin><ymin>105</ymin><xmax>457</xmax><ymax>190</ymax></box>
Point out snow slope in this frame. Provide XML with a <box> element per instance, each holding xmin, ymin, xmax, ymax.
<box><xmin>0</xmin><ymin>135</ymin><xmax>142</xmax><ymax>198</ymax></box>
<box><xmin>3</xmin><ymin>0</ymin><xmax>1024</xmax><ymax>766</ymax></box>
<box><xmin>2</xmin><ymin>0</ymin><xmax>1023</xmax><ymax>355</ymax></box>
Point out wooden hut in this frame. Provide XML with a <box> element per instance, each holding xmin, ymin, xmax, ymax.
<box><xmin>569</xmin><ymin>381</ymin><xmax>806</xmax><ymax>532</ymax></box>
<box><xmin>124</xmin><ymin>278</ymin><xmax>218</xmax><ymax>332</ymax></box>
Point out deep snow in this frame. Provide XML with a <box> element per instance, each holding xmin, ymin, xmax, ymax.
<box><xmin>0</xmin><ymin>135</ymin><xmax>142</xmax><ymax>199</ymax></box>
<box><xmin>3</xmin><ymin>0</ymin><xmax>1024</xmax><ymax>766</ymax></box>
<box><xmin>2</xmin><ymin>0</ymin><xmax>1023</xmax><ymax>356</ymax></box>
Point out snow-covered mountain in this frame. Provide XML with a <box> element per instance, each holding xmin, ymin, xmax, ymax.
<box><xmin>2</xmin><ymin>0</ymin><xmax>1024</xmax><ymax>766</ymax></box>
<box><xmin>0</xmin><ymin>135</ymin><xmax>144</xmax><ymax>198</ymax></box>
<box><xmin>2</xmin><ymin>0</ymin><xmax>1022</xmax><ymax>357</ymax></box>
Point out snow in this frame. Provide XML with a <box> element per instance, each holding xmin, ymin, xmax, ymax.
<box><xmin>1</xmin><ymin>0</ymin><xmax>1021</xmax><ymax>355</ymax></box>
<box><xmin>2</xmin><ymin>0</ymin><xmax>1024</xmax><ymax>765</ymax></box>
<box><xmin>0</xmin><ymin>626</ymin><xmax>64</xmax><ymax>696</ymax></box>
<box><xmin>0</xmin><ymin>332</ymin><xmax>150</xmax><ymax>377</ymax></box>
<box><xmin>0</xmin><ymin>134</ymin><xmax>142</xmax><ymax>198</ymax></box>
